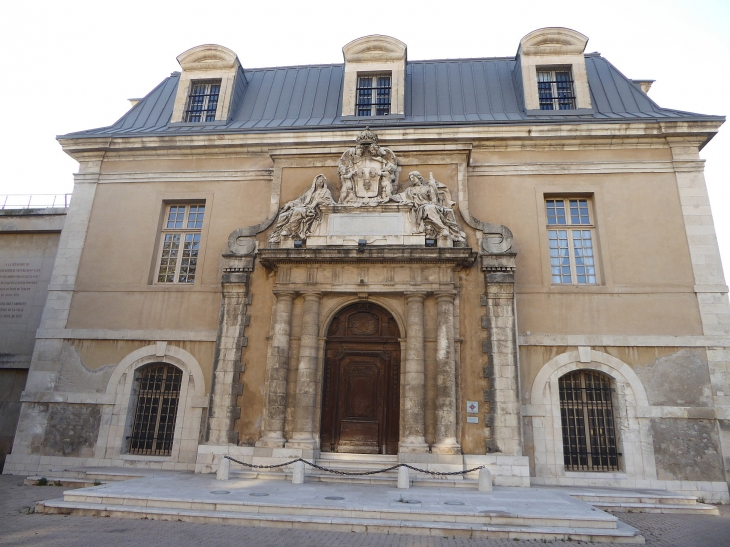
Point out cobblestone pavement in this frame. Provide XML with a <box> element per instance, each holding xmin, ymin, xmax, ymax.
<box><xmin>1</xmin><ymin>475</ymin><xmax>728</xmax><ymax>547</ymax></box>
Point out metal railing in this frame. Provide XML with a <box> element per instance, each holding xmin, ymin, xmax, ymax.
<box><xmin>0</xmin><ymin>194</ymin><xmax>72</xmax><ymax>210</ymax></box>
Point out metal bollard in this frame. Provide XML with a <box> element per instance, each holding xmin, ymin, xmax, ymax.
<box><xmin>478</xmin><ymin>467</ymin><xmax>492</xmax><ymax>492</ymax></box>
<box><xmin>397</xmin><ymin>466</ymin><xmax>410</xmax><ymax>489</ymax></box>
<box><xmin>216</xmin><ymin>457</ymin><xmax>230</xmax><ymax>481</ymax></box>
<box><xmin>292</xmin><ymin>460</ymin><xmax>305</xmax><ymax>484</ymax></box>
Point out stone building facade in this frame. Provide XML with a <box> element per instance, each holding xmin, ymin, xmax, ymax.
<box><xmin>4</xmin><ymin>28</ymin><xmax>730</xmax><ymax>502</ymax></box>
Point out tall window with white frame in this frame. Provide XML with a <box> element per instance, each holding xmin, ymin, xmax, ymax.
<box><xmin>156</xmin><ymin>203</ymin><xmax>205</xmax><ymax>284</ymax></box>
<box><xmin>546</xmin><ymin>198</ymin><xmax>597</xmax><ymax>285</ymax></box>
<box><xmin>537</xmin><ymin>68</ymin><xmax>576</xmax><ymax>110</ymax></box>
<box><xmin>183</xmin><ymin>80</ymin><xmax>221</xmax><ymax>122</ymax></box>
<box><xmin>356</xmin><ymin>74</ymin><xmax>391</xmax><ymax>116</ymax></box>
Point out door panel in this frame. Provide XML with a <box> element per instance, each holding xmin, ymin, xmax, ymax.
<box><xmin>320</xmin><ymin>303</ymin><xmax>401</xmax><ymax>455</ymax></box>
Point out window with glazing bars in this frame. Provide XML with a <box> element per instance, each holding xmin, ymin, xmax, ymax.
<box><xmin>546</xmin><ymin>198</ymin><xmax>597</xmax><ymax>284</ymax></box>
<box><xmin>128</xmin><ymin>363</ymin><xmax>182</xmax><ymax>456</ymax></box>
<box><xmin>559</xmin><ymin>370</ymin><xmax>620</xmax><ymax>472</ymax></box>
<box><xmin>537</xmin><ymin>69</ymin><xmax>576</xmax><ymax>110</ymax></box>
<box><xmin>157</xmin><ymin>203</ymin><xmax>205</xmax><ymax>284</ymax></box>
<box><xmin>183</xmin><ymin>79</ymin><xmax>221</xmax><ymax>122</ymax></box>
<box><xmin>356</xmin><ymin>74</ymin><xmax>391</xmax><ymax>116</ymax></box>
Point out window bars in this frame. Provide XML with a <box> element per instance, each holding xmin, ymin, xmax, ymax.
<box><xmin>559</xmin><ymin>370</ymin><xmax>620</xmax><ymax>472</ymax></box>
<box><xmin>537</xmin><ymin>70</ymin><xmax>576</xmax><ymax>110</ymax></box>
<box><xmin>128</xmin><ymin>363</ymin><xmax>183</xmax><ymax>456</ymax></box>
<box><xmin>356</xmin><ymin>75</ymin><xmax>391</xmax><ymax>116</ymax></box>
<box><xmin>183</xmin><ymin>80</ymin><xmax>221</xmax><ymax>122</ymax></box>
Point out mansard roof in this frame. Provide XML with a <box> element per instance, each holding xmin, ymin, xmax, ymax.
<box><xmin>61</xmin><ymin>53</ymin><xmax>722</xmax><ymax>139</ymax></box>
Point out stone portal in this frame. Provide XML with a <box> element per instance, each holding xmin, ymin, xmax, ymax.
<box><xmin>320</xmin><ymin>303</ymin><xmax>400</xmax><ymax>455</ymax></box>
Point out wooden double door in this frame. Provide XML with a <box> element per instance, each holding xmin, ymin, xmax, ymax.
<box><xmin>320</xmin><ymin>304</ymin><xmax>400</xmax><ymax>454</ymax></box>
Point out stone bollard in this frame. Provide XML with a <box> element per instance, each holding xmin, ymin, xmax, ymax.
<box><xmin>478</xmin><ymin>467</ymin><xmax>492</xmax><ymax>492</ymax></box>
<box><xmin>292</xmin><ymin>460</ymin><xmax>305</xmax><ymax>484</ymax></box>
<box><xmin>216</xmin><ymin>457</ymin><xmax>230</xmax><ymax>481</ymax></box>
<box><xmin>397</xmin><ymin>466</ymin><xmax>410</xmax><ymax>489</ymax></box>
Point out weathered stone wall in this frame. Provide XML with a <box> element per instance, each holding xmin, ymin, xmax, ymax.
<box><xmin>41</xmin><ymin>403</ymin><xmax>101</xmax><ymax>458</ymax></box>
<box><xmin>0</xmin><ymin>369</ymin><xmax>27</xmax><ymax>471</ymax></box>
<box><xmin>651</xmin><ymin>418</ymin><xmax>725</xmax><ymax>482</ymax></box>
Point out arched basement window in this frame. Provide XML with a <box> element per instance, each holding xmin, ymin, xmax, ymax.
<box><xmin>128</xmin><ymin>363</ymin><xmax>182</xmax><ymax>456</ymax></box>
<box><xmin>559</xmin><ymin>370</ymin><xmax>619</xmax><ymax>471</ymax></box>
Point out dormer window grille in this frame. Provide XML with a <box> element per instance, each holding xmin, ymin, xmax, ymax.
<box><xmin>183</xmin><ymin>80</ymin><xmax>221</xmax><ymax>122</ymax></box>
<box><xmin>356</xmin><ymin>74</ymin><xmax>391</xmax><ymax>116</ymax></box>
<box><xmin>537</xmin><ymin>69</ymin><xmax>576</xmax><ymax>111</ymax></box>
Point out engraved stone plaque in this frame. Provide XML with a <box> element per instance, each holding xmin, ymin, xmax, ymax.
<box><xmin>0</xmin><ymin>259</ymin><xmax>42</xmax><ymax>323</ymax></box>
<box><xmin>330</xmin><ymin>213</ymin><xmax>403</xmax><ymax>236</ymax></box>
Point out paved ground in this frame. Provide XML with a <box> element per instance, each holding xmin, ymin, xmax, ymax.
<box><xmin>1</xmin><ymin>475</ymin><xmax>729</xmax><ymax>546</ymax></box>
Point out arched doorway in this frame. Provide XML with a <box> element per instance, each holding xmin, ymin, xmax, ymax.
<box><xmin>320</xmin><ymin>303</ymin><xmax>400</xmax><ymax>454</ymax></box>
<box><xmin>558</xmin><ymin>369</ymin><xmax>619</xmax><ymax>471</ymax></box>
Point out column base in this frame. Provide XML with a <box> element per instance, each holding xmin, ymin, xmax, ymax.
<box><xmin>431</xmin><ymin>438</ymin><xmax>462</xmax><ymax>455</ymax></box>
<box><xmin>398</xmin><ymin>438</ymin><xmax>430</xmax><ymax>454</ymax></box>
<box><xmin>285</xmin><ymin>435</ymin><xmax>318</xmax><ymax>450</ymax></box>
<box><xmin>255</xmin><ymin>432</ymin><xmax>286</xmax><ymax>448</ymax></box>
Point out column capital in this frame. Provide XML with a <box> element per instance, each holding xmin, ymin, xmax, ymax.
<box><xmin>434</xmin><ymin>291</ymin><xmax>456</xmax><ymax>302</ymax></box>
<box><xmin>404</xmin><ymin>291</ymin><xmax>427</xmax><ymax>302</ymax></box>
<box><xmin>272</xmin><ymin>289</ymin><xmax>296</xmax><ymax>299</ymax></box>
<box><xmin>301</xmin><ymin>291</ymin><xmax>323</xmax><ymax>300</ymax></box>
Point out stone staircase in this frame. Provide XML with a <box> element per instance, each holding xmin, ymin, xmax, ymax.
<box><xmin>562</xmin><ymin>487</ymin><xmax>719</xmax><ymax>515</ymax></box>
<box><xmin>229</xmin><ymin>452</ymin><xmax>477</xmax><ymax>487</ymax></box>
<box><xmin>35</xmin><ymin>474</ymin><xmax>645</xmax><ymax>543</ymax></box>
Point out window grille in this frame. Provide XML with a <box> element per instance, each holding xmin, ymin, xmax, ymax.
<box><xmin>559</xmin><ymin>370</ymin><xmax>620</xmax><ymax>472</ymax></box>
<box><xmin>356</xmin><ymin>75</ymin><xmax>391</xmax><ymax>116</ymax></box>
<box><xmin>546</xmin><ymin>198</ymin><xmax>596</xmax><ymax>284</ymax></box>
<box><xmin>184</xmin><ymin>80</ymin><xmax>221</xmax><ymax>122</ymax></box>
<box><xmin>128</xmin><ymin>363</ymin><xmax>182</xmax><ymax>456</ymax></box>
<box><xmin>156</xmin><ymin>204</ymin><xmax>205</xmax><ymax>284</ymax></box>
<box><xmin>537</xmin><ymin>69</ymin><xmax>576</xmax><ymax>110</ymax></box>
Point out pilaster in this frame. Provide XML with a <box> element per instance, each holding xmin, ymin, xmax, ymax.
<box><xmin>481</xmin><ymin>252</ymin><xmax>522</xmax><ymax>456</ymax></box>
<box><xmin>205</xmin><ymin>255</ymin><xmax>253</xmax><ymax>445</ymax></box>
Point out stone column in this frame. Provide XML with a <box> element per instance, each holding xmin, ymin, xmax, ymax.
<box><xmin>288</xmin><ymin>291</ymin><xmax>322</xmax><ymax>449</ymax></box>
<box><xmin>481</xmin><ymin>253</ymin><xmax>522</xmax><ymax>456</ymax></box>
<box><xmin>206</xmin><ymin>271</ymin><xmax>250</xmax><ymax>445</ymax></box>
<box><xmin>257</xmin><ymin>290</ymin><xmax>295</xmax><ymax>447</ymax></box>
<box><xmin>399</xmin><ymin>292</ymin><xmax>429</xmax><ymax>453</ymax></box>
<box><xmin>432</xmin><ymin>292</ymin><xmax>461</xmax><ymax>454</ymax></box>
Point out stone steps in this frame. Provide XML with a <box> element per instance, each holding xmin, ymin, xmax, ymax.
<box><xmin>562</xmin><ymin>489</ymin><xmax>719</xmax><ymax>515</ymax></box>
<box><xmin>36</xmin><ymin>496</ymin><xmax>643</xmax><ymax>543</ymax></box>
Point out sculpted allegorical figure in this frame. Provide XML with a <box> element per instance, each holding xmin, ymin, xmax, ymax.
<box><xmin>393</xmin><ymin>171</ymin><xmax>466</xmax><ymax>244</ymax></box>
<box><xmin>268</xmin><ymin>174</ymin><xmax>335</xmax><ymax>244</ymax></box>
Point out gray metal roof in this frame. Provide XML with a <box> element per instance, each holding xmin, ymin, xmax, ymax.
<box><xmin>61</xmin><ymin>54</ymin><xmax>722</xmax><ymax>139</ymax></box>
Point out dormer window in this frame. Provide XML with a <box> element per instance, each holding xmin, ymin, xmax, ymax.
<box><xmin>537</xmin><ymin>68</ymin><xmax>576</xmax><ymax>110</ymax></box>
<box><xmin>356</xmin><ymin>74</ymin><xmax>391</xmax><ymax>116</ymax></box>
<box><xmin>184</xmin><ymin>80</ymin><xmax>221</xmax><ymax>122</ymax></box>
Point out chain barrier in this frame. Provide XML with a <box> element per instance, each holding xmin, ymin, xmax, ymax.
<box><xmin>224</xmin><ymin>455</ymin><xmax>484</xmax><ymax>477</ymax></box>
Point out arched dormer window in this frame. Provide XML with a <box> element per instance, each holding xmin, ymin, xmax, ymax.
<box><xmin>169</xmin><ymin>44</ymin><xmax>242</xmax><ymax>124</ymax></box>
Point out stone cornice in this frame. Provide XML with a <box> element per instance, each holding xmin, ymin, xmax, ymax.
<box><xmin>56</xmin><ymin>120</ymin><xmax>724</xmax><ymax>160</ymax></box>
<box><xmin>257</xmin><ymin>246</ymin><xmax>477</xmax><ymax>268</ymax></box>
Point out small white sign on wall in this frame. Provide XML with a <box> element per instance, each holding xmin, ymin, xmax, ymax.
<box><xmin>466</xmin><ymin>401</ymin><xmax>478</xmax><ymax>414</ymax></box>
<box><xmin>466</xmin><ymin>416</ymin><xmax>479</xmax><ymax>424</ymax></box>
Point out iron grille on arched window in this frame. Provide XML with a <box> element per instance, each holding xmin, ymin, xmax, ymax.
<box><xmin>558</xmin><ymin>370</ymin><xmax>619</xmax><ymax>471</ymax></box>
<box><xmin>128</xmin><ymin>363</ymin><xmax>182</xmax><ymax>456</ymax></box>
